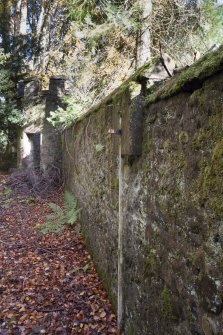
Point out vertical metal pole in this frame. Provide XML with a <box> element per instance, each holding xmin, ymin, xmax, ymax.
<box><xmin>118</xmin><ymin>116</ymin><xmax>124</xmax><ymax>332</ymax></box>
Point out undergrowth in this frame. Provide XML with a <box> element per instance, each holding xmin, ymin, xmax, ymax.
<box><xmin>35</xmin><ymin>191</ymin><xmax>81</xmax><ymax>234</ymax></box>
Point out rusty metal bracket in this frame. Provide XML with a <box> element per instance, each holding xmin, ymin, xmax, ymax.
<box><xmin>108</xmin><ymin>128</ymin><xmax>122</xmax><ymax>136</ymax></box>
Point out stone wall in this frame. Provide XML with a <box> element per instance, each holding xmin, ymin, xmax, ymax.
<box><xmin>41</xmin><ymin>76</ymin><xmax>66</xmax><ymax>173</ymax></box>
<box><xmin>17</xmin><ymin>78</ymin><xmax>46</xmax><ymax>169</ymax></box>
<box><xmin>63</xmin><ymin>48</ymin><xmax>223</xmax><ymax>335</ymax></box>
<box><xmin>18</xmin><ymin>76</ymin><xmax>66</xmax><ymax>172</ymax></box>
<box><xmin>63</xmin><ymin>102</ymin><xmax>120</xmax><ymax>308</ymax></box>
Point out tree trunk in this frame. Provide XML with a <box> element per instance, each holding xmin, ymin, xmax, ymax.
<box><xmin>34</xmin><ymin>0</ymin><xmax>59</xmax><ymax>72</ymax></box>
<box><xmin>19</xmin><ymin>0</ymin><xmax>27</xmax><ymax>35</ymax></box>
<box><xmin>136</xmin><ymin>0</ymin><xmax>152</xmax><ymax>68</ymax></box>
<box><xmin>0</xmin><ymin>0</ymin><xmax>11</xmax><ymax>52</ymax></box>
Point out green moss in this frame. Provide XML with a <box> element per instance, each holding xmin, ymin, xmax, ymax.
<box><xmin>192</xmin><ymin>87</ymin><xmax>207</xmax><ymax>107</ymax></box>
<box><xmin>188</xmin><ymin>248</ymin><xmax>205</xmax><ymax>268</ymax></box>
<box><xmin>218</xmin><ymin>258</ymin><xmax>223</xmax><ymax>270</ymax></box>
<box><xmin>142</xmin><ymin>136</ymin><xmax>153</xmax><ymax>155</ymax></box>
<box><xmin>163</xmin><ymin>139</ymin><xmax>176</xmax><ymax>152</ymax></box>
<box><xmin>161</xmin><ymin>286</ymin><xmax>175</xmax><ymax>320</ymax></box>
<box><xmin>111</xmin><ymin>177</ymin><xmax>119</xmax><ymax>190</ymax></box>
<box><xmin>191</xmin><ymin>139</ymin><xmax>223</xmax><ymax>218</ymax></box>
<box><xmin>143</xmin><ymin>246</ymin><xmax>158</xmax><ymax>276</ymax></box>
<box><xmin>92</xmin><ymin>185</ymin><xmax>107</xmax><ymax>198</ymax></box>
<box><xmin>155</xmin><ymin>145</ymin><xmax>188</xmax><ymax>218</ymax></box>
<box><xmin>112</xmin><ymin>200</ymin><xmax>119</xmax><ymax>210</ymax></box>
<box><xmin>179</xmin><ymin>131</ymin><xmax>189</xmax><ymax>144</ymax></box>
<box><xmin>145</xmin><ymin>44</ymin><xmax>223</xmax><ymax>105</ymax></box>
<box><xmin>192</xmin><ymin>128</ymin><xmax>206</xmax><ymax>150</ymax></box>
<box><xmin>80</xmin><ymin>227</ymin><xmax>117</xmax><ymax>310</ymax></box>
<box><xmin>126</xmin><ymin>321</ymin><xmax>136</xmax><ymax>335</ymax></box>
<box><xmin>171</xmin><ymin>151</ymin><xmax>187</xmax><ymax>170</ymax></box>
<box><xmin>129</xmin><ymin>81</ymin><xmax>141</xmax><ymax>99</ymax></box>
<box><xmin>96</xmin><ymin>267</ymin><xmax>117</xmax><ymax>309</ymax></box>
<box><xmin>142</xmin><ymin>162</ymin><xmax>151</xmax><ymax>178</ymax></box>
<box><xmin>190</xmin><ymin>107</ymin><xmax>223</xmax><ymax>216</ymax></box>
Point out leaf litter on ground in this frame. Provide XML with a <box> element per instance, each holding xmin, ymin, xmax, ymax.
<box><xmin>0</xmin><ymin>173</ymin><xmax>119</xmax><ymax>335</ymax></box>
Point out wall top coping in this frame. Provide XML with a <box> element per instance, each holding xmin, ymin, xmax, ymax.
<box><xmin>22</xmin><ymin>77</ymin><xmax>40</xmax><ymax>83</ymax></box>
<box><xmin>50</xmin><ymin>75</ymin><xmax>67</xmax><ymax>81</ymax></box>
<box><xmin>145</xmin><ymin>44</ymin><xmax>223</xmax><ymax>105</ymax></box>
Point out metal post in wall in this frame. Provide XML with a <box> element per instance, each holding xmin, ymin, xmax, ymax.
<box><xmin>118</xmin><ymin>115</ymin><xmax>124</xmax><ymax>332</ymax></box>
<box><xmin>108</xmin><ymin>116</ymin><xmax>124</xmax><ymax>332</ymax></box>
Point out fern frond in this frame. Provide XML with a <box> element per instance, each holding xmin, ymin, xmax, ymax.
<box><xmin>35</xmin><ymin>191</ymin><xmax>81</xmax><ymax>234</ymax></box>
<box><xmin>64</xmin><ymin>190</ymin><xmax>77</xmax><ymax>207</ymax></box>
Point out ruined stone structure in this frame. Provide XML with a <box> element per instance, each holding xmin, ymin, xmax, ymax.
<box><xmin>18</xmin><ymin>76</ymin><xmax>66</xmax><ymax>172</ymax></box>
<box><xmin>63</xmin><ymin>46</ymin><xmax>223</xmax><ymax>335</ymax></box>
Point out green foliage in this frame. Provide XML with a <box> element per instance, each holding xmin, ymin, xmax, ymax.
<box><xmin>100</xmin><ymin>2</ymin><xmax>141</xmax><ymax>32</ymax></box>
<box><xmin>47</xmin><ymin>95</ymin><xmax>91</xmax><ymax>128</ymax></box>
<box><xmin>0</xmin><ymin>131</ymin><xmax>8</xmax><ymax>150</ymax></box>
<box><xmin>70</xmin><ymin>262</ymin><xmax>90</xmax><ymax>273</ymax></box>
<box><xmin>1</xmin><ymin>186</ymin><xmax>13</xmax><ymax>208</ymax></box>
<box><xmin>0</xmin><ymin>49</ymin><xmax>22</xmax><ymax>153</ymax></box>
<box><xmin>2</xmin><ymin>201</ymin><xmax>12</xmax><ymax>209</ymax></box>
<box><xmin>35</xmin><ymin>191</ymin><xmax>81</xmax><ymax>234</ymax></box>
<box><xmin>66</xmin><ymin>0</ymin><xmax>136</xmax><ymax>26</ymax></box>
<box><xmin>151</xmin><ymin>0</ymin><xmax>223</xmax><ymax>65</ymax></box>
<box><xmin>0</xmin><ymin>49</ymin><xmax>8</xmax><ymax>64</ymax></box>
<box><xmin>82</xmin><ymin>263</ymin><xmax>90</xmax><ymax>273</ymax></box>
<box><xmin>67</xmin><ymin>0</ymin><xmax>140</xmax><ymax>49</ymax></box>
<box><xmin>95</xmin><ymin>143</ymin><xmax>104</xmax><ymax>152</ymax></box>
<box><xmin>52</xmin><ymin>0</ymin><xmax>223</xmax><ymax>129</ymax></box>
<box><xmin>52</xmin><ymin>1</ymin><xmax>141</xmax><ymax>129</ymax></box>
<box><xmin>200</xmin><ymin>0</ymin><xmax>223</xmax><ymax>46</ymax></box>
<box><xmin>2</xmin><ymin>186</ymin><xmax>12</xmax><ymax>195</ymax></box>
<box><xmin>66</xmin><ymin>0</ymin><xmax>107</xmax><ymax>22</ymax></box>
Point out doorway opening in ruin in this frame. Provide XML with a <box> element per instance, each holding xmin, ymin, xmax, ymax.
<box><xmin>24</xmin><ymin>132</ymin><xmax>41</xmax><ymax>168</ymax></box>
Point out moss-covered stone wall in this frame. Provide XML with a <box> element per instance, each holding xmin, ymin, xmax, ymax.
<box><xmin>63</xmin><ymin>49</ymin><xmax>223</xmax><ymax>335</ymax></box>
<box><xmin>123</xmin><ymin>71</ymin><xmax>223</xmax><ymax>335</ymax></box>
<box><xmin>63</xmin><ymin>100</ymin><xmax>120</xmax><ymax>308</ymax></box>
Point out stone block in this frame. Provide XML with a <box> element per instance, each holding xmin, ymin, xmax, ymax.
<box><xmin>23</xmin><ymin>77</ymin><xmax>41</xmax><ymax>100</ymax></box>
<box><xmin>49</xmin><ymin>76</ymin><xmax>67</xmax><ymax>96</ymax></box>
<box><xmin>121</xmin><ymin>84</ymin><xmax>144</xmax><ymax>157</ymax></box>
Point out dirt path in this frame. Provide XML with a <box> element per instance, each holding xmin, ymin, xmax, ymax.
<box><xmin>0</xmin><ymin>173</ymin><xmax>118</xmax><ymax>335</ymax></box>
